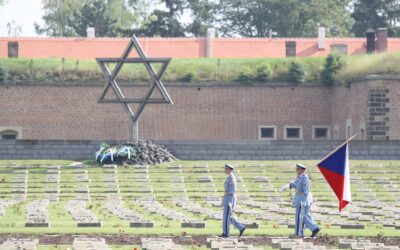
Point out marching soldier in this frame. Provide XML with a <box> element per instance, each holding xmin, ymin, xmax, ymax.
<box><xmin>220</xmin><ymin>163</ymin><xmax>246</xmax><ymax>238</ymax></box>
<box><xmin>280</xmin><ymin>163</ymin><xmax>320</xmax><ymax>238</ymax></box>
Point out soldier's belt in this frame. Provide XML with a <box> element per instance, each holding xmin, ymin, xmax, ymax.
<box><xmin>296</xmin><ymin>192</ymin><xmax>304</xmax><ymax>195</ymax></box>
<box><xmin>224</xmin><ymin>192</ymin><xmax>234</xmax><ymax>196</ymax></box>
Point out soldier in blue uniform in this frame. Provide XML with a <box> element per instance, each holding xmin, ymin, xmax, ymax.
<box><xmin>280</xmin><ymin>163</ymin><xmax>320</xmax><ymax>238</ymax></box>
<box><xmin>220</xmin><ymin>163</ymin><xmax>246</xmax><ymax>238</ymax></box>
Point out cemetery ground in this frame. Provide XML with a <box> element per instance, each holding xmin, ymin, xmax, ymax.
<box><xmin>0</xmin><ymin>160</ymin><xmax>399</xmax><ymax>249</ymax></box>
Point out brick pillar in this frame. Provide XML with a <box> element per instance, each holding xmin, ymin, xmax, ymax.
<box><xmin>206</xmin><ymin>28</ymin><xmax>215</xmax><ymax>58</ymax></box>
<box><xmin>367</xmin><ymin>86</ymin><xmax>390</xmax><ymax>140</ymax></box>
<box><xmin>376</xmin><ymin>28</ymin><xmax>388</xmax><ymax>53</ymax></box>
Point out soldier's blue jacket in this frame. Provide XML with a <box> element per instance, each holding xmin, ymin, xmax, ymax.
<box><xmin>289</xmin><ymin>173</ymin><xmax>313</xmax><ymax>206</ymax></box>
<box><xmin>223</xmin><ymin>174</ymin><xmax>236</xmax><ymax>206</ymax></box>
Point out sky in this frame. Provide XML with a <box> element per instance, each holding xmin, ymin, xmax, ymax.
<box><xmin>0</xmin><ymin>0</ymin><xmax>44</xmax><ymax>37</ymax></box>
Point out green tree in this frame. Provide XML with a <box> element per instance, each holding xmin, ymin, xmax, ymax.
<box><xmin>351</xmin><ymin>0</ymin><xmax>400</xmax><ymax>37</ymax></box>
<box><xmin>288</xmin><ymin>61</ymin><xmax>305</xmax><ymax>83</ymax></box>
<box><xmin>137</xmin><ymin>0</ymin><xmax>187</xmax><ymax>37</ymax></box>
<box><xmin>104</xmin><ymin>0</ymin><xmax>138</xmax><ymax>35</ymax></box>
<box><xmin>284</xmin><ymin>0</ymin><xmax>354</xmax><ymax>37</ymax></box>
<box><xmin>218</xmin><ymin>0</ymin><xmax>279</xmax><ymax>37</ymax></box>
<box><xmin>137</xmin><ymin>9</ymin><xmax>185</xmax><ymax>36</ymax></box>
<box><xmin>68</xmin><ymin>0</ymin><xmax>116</xmax><ymax>37</ymax></box>
<box><xmin>0</xmin><ymin>62</ymin><xmax>6</xmax><ymax>83</ymax></box>
<box><xmin>36</xmin><ymin>0</ymin><xmax>139</xmax><ymax>37</ymax></box>
<box><xmin>186</xmin><ymin>0</ymin><xmax>218</xmax><ymax>37</ymax></box>
<box><xmin>219</xmin><ymin>0</ymin><xmax>353</xmax><ymax>37</ymax></box>
<box><xmin>35</xmin><ymin>0</ymin><xmax>81</xmax><ymax>37</ymax></box>
<box><xmin>320</xmin><ymin>54</ymin><xmax>345</xmax><ymax>85</ymax></box>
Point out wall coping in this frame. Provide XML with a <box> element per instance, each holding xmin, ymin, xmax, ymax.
<box><xmin>342</xmin><ymin>74</ymin><xmax>400</xmax><ymax>84</ymax></box>
<box><xmin>1</xmin><ymin>75</ymin><xmax>399</xmax><ymax>87</ymax></box>
<box><xmin>1</xmin><ymin>139</ymin><xmax>400</xmax><ymax>145</ymax></box>
<box><xmin>0</xmin><ymin>37</ymin><xmax>371</xmax><ymax>41</ymax></box>
<box><xmin>0</xmin><ymin>81</ymin><xmax>325</xmax><ymax>87</ymax></box>
<box><xmin>0</xmin><ymin>75</ymin><xmax>400</xmax><ymax>88</ymax></box>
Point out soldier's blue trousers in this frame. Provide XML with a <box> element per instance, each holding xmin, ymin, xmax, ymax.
<box><xmin>295</xmin><ymin>205</ymin><xmax>318</xmax><ymax>237</ymax></box>
<box><xmin>222</xmin><ymin>204</ymin><xmax>245</xmax><ymax>237</ymax></box>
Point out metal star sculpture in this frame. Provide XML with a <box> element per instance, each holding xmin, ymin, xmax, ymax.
<box><xmin>96</xmin><ymin>34</ymin><xmax>173</xmax><ymax>123</ymax></box>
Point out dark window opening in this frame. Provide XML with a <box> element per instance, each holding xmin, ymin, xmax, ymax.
<box><xmin>260</xmin><ymin>127</ymin><xmax>275</xmax><ymax>139</ymax></box>
<box><xmin>286</xmin><ymin>128</ymin><xmax>301</xmax><ymax>139</ymax></box>
<box><xmin>314</xmin><ymin>127</ymin><xmax>329</xmax><ymax>139</ymax></box>
<box><xmin>0</xmin><ymin>130</ymin><xmax>18</xmax><ymax>140</ymax></box>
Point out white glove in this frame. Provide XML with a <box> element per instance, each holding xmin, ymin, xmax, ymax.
<box><xmin>280</xmin><ymin>183</ymin><xmax>290</xmax><ymax>192</ymax></box>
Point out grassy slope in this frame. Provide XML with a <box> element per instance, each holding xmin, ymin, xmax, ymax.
<box><xmin>1</xmin><ymin>52</ymin><xmax>400</xmax><ymax>84</ymax></box>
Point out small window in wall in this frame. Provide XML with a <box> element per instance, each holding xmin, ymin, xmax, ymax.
<box><xmin>284</xmin><ymin>126</ymin><xmax>302</xmax><ymax>140</ymax></box>
<box><xmin>2</xmin><ymin>134</ymin><xmax>16</xmax><ymax>140</ymax></box>
<box><xmin>8</xmin><ymin>42</ymin><xmax>19</xmax><ymax>58</ymax></box>
<box><xmin>331</xmin><ymin>44</ymin><xmax>348</xmax><ymax>55</ymax></box>
<box><xmin>0</xmin><ymin>130</ymin><xmax>18</xmax><ymax>140</ymax></box>
<box><xmin>259</xmin><ymin>126</ymin><xmax>276</xmax><ymax>140</ymax></box>
<box><xmin>286</xmin><ymin>41</ymin><xmax>296</xmax><ymax>57</ymax></box>
<box><xmin>313</xmin><ymin>126</ymin><xmax>330</xmax><ymax>140</ymax></box>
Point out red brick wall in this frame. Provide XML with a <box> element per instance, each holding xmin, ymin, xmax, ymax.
<box><xmin>0</xmin><ymin>83</ymin><xmax>334</xmax><ymax>141</ymax></box>
<box><xmin>330</xmin><ymin>83</ymin><xmax>369</xmax><ymax>140</ymax></box>
<box><xmin>2</xmin><ymin>37</ymin><xmax>400</xmax><ymax>59</ymax></box>
<box><xmin>3</xmin><ymin>80</ymin><xmax>397</xmax><ymax>141</ymax></box>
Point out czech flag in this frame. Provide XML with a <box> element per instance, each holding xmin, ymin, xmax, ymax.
<box><xmin>317</xmin><ymin>142</ymin><xmax>351</xmax><ymax>211</ymax></box>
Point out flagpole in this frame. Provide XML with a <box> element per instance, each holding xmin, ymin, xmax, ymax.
<box><xmin>306</xmin><ymin>134</ymin><xmax>358</xmax><ymax>174</ymax></box>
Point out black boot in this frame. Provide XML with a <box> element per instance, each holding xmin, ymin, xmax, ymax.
<box><xmin>311</xmin><ymin>227</ymin><xmax>320</xmax><ymax>238</ymax></box>
<box><xmin>239</xmin><ymin>227</ymin><xmax>246</xmax><ymax>237</ymax></box>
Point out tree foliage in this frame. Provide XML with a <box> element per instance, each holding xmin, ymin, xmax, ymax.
<box><xmin>35</xmin><ymin>0</ymin><xmax>138</xmax><ymax>37</ymax></box>
<box><xmin>351</xmin><ymin>0</ymin><xmax>400</xmax><ymax>37</ymax></box>
<box><xmin>218</xmin><ymin>0</ymin><xmax>354</xmax><ymax>37</ymax></box>
<box><xmin>320</xmin><ymin>54</ymin><xmax>345</xmax><ymax>85</ymax></box>
<box><xmin>34</xmin><ymin>0</ymin><xmax>400</xmax><ymax>38</ymax></box>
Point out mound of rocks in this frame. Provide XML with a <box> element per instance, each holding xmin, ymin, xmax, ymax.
<box><xmin>94</xmin><ymin>140</ymin><xmax>176</xmax><ymax>165</ymax></box>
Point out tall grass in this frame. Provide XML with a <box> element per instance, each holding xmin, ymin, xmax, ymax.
<box><xmin>1</xmin><ymin>52</ymin><xmax>399</xmax><ymax>84</ymax></box>
<box><xmin>337</xmin><ymin>52</ymin><xmax>400</xmax><ymax>82</ymax></box>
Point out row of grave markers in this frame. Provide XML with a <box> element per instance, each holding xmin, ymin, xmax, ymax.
<box><xmin>1</xmin><ymin>237</ymin><xmax>399</xmax><ymax>250</ymax></box>
<box><xmin>0</xmin><ymin>163</ymin><xmax>399</xmax><ymax>230</ymax></box>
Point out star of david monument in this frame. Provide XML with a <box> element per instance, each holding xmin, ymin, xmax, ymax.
<box><xmin>96</xmin><ymin>34</ymin><xmax>173</xmax><ymax>142</ymax></box>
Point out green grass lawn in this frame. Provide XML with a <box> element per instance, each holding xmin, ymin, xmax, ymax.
<box><xmin>1</xmin><ymin>52</ymin><xmax>399</xmax><ymax>84</ymax></box>
<box><xmin>0</xmin><ymin>160</ymin><xmax>399</xmax><ymax>239</ymax></box>
<box><xmin>0</xmin><ymin>159</ymin><xmax>74</xmax><ymax>166</ymax></box>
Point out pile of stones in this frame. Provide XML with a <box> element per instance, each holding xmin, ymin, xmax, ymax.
<box><xmin>94</xmin><ymin>140</ymin><xmax>176</xmax><ymax>165</ymax></box>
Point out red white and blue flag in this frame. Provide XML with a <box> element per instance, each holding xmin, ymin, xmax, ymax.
<box><xmin>317</xmin><ymin>142</ymin><xmax>351</xmax><ymax>211</ymax></box>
